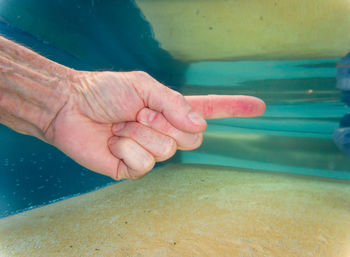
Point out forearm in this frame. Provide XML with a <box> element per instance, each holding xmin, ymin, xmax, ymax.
<box><xmin>0</xmin><ymin>36</ymin><xmax>74</xmax><ymax>141</ymax></box>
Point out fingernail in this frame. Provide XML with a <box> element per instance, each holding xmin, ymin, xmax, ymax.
<box><xmin>112</xmin><ymin>123</ymin><xmax>125</xmax><ymax>134</ymax></box>
<box><xmin>108</xmin><ymin>136</ymin><xmax>118</xmax><ymax>146</ymax></box>
<box><xmin>139</xmin><ymin>109</ymin><xmax>156</xmax><ymax>125</ymax></box>
<box><xmin>147</xmin><ymin>111</ymin><xmax>156</xmax><ymax>123</ymax></box>
<box><xmin>188</xmin><ymin>111</ymin><xmax>205</xmax><ymax>126</ymax></box>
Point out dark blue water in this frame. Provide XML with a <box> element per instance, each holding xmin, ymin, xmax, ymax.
<box><xmin>0</xmin><ymin>0</ymin><xmax>183</xmax><ymax>218</ymax></box>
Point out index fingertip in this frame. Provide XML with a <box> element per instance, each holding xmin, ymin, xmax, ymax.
<box><xmin>251</xmin><ymin>97</ymin><xmax>266</xmax><ymax>117</ymax></box>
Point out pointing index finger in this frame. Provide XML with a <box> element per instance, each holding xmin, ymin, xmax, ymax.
<box><xmin>185</xmin><ymin>95</ymin><xmax>266</xmax><ymax>119</ymax></box>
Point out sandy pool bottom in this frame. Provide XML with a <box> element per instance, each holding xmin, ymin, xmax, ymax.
<box><xmin>0</xmin><ymin>164</ymin><xmax>350</xmax><ymax>257</ymax></box>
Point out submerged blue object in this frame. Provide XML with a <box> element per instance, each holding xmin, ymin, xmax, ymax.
<box><xmin>341</xmin><ymin>91</ymin><xmax>350</xmax><ymax>106</ymax></box>
<box><xmin>336</xmin><ymin>52</ymin><xmax>350</xmax><ymax>91</ymax></box>
<box><xmin>333</xmin><ymin>127</ymin><xmax>350</xmax><ymax>157</ymax></box>
<box><xmin>334</xmin><ymin>53</ymin><xmax>350</xmax><ymax>156</ymax></box>
<box><xmin>339</xmin><ymin>113</ymin><xmax>350</xmax><ymax>128</ymax></box>
<box><xmin>339</xmin><ymin>53</ymin><xmax>350</xmax><ymax>106</ymax></box>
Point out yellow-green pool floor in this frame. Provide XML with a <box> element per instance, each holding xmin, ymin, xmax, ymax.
<box><xmin>0</xmin><ymin>164</ymin><xmax>350</xmax><ymax>256</ymax></box>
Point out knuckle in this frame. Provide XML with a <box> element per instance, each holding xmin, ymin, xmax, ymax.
<box><xmin>159</xmin><ymin>118</ymin><xmax>172</xmax><ymax>133</ymax></box>
<box><xmin>130</xmin><ymin>126</ymin><xmax>141</xmax><ymax>138</ymax></box>
<box><xmin>172</xmin><ymin>91</ymin><xmax>185</xmax><ymax>104</ymax></box>
<box><xmin>125</xmin><ymin>162</ymin><xmax>154</xmax><ymax>180</ymax></box>
<box><xmin>133</xmin><ymin>70</ymin><xmax>149</xmax><ymax>79</ymax></box>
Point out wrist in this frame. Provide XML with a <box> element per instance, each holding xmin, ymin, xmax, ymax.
<box><xmin>36</xmin><ymin>66</ymin><xmax>77</xmax><ymax>142</ymax></box>
<box><xmin>0</xmin><ymin>36</ymin><xmax>76</xmax><ymax>141</ymax></box>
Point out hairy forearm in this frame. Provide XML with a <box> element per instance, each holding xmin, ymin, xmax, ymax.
<box><xmin>0</xmin><ymin>36</ymin><xmax>74</xmax><ymax>141</ymax></box>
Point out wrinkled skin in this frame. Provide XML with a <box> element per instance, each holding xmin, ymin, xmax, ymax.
<box><xmin>46</xmin><ymin>71</ymin><xmax>266</xmax><ymax>180</ymax></box>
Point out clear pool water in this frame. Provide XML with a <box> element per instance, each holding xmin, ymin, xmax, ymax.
<box><xmin>0</xmin><ymin>0</ymin><xmax>349</xmax><ymax>220</ymax></box>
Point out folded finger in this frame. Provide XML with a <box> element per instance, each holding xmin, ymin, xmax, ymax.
<box><xmin>129</xmin><ymin>71</ymin><xmax>207</xmax><ymax>133</ymax></box>
<box><xmin>112</xmin><ymin>122</ymin><xmax>177</xmax><ymax>161</ymax></box>
<box><xmin>108</xmin><ymin>136</ymin><xmax>155</xmax><ymax>179</ymax></box>
<box><xmin>136</xmin><ymin>108</ymin><xmax>203</xmax><ymax>151</ymax></box>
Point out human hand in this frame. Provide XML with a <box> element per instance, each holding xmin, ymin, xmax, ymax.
<box><xmin>45</xmin><ymin>71</ymin><xmax>265</xmax><ymax>180</ymax></box>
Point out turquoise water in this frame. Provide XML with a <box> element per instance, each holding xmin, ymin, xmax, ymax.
<box><xmin>0</xmin><ymin>0</ymin><xmax>349</xmax><ymax>218</ymax></box>
<box><xmin>179</xmin><ymin>60</ymin><xmax>350</xmax><ymax>179</ymax></box>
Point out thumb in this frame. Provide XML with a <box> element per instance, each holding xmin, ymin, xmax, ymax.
<box><xmin>134</xmin><ymin>71</ymin><xmax>207</xmax><ymax>133</ymax></box>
